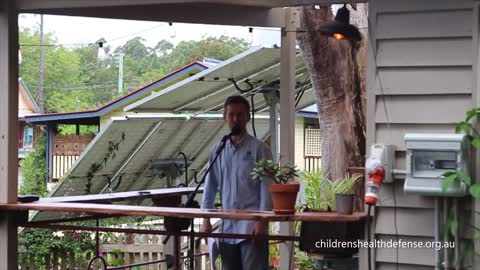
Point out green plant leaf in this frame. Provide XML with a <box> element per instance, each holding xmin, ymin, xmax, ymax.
<box><xmin>470</xmin><ymin>183</ymin><xmax>480</xmax><ymax>198</ymax></box>
<box><xmin>474</xmin><ymin>231</ymin><xmax>480</xmax><ymax>240</ymax></box>
<box><xmin>457</xmin><ymin>171</ymin><xmax>471</xmax><ymax>186</ymax></box>
<box><xmin>442</xmin><ymin>171</ymin><xmax>457</xmax><ymax>177</ymax></box>
<box><xmin>455</xmin><ymin>121</ymin><xmax>471</xmax><ymax>134</ymax></box>
<box><xmin>466</xmin><ymin>108</ymin><xmax>478</xmax><ymax>122</ymax></box>
<box><xmin>472</xmin><ymin>138</ymin><xmax>480</xmax><ymax>149</ymax></box>
<box><xmin>442</xmin><ymin>174</ymin><xmax>457</xmax><ymax>192</ymax></box>
<box><xmin>448</xmin><ymin>218</ymin><xmax>458</xmax><ymax>236</ymax></box>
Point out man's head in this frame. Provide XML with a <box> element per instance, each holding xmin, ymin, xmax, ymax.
<box><xmin>223</xmin><ymin>95</ymin><xmax>251</xmax><ymax>133</ymax></box>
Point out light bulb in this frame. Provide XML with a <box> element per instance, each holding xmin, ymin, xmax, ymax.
<box><xmin>333</xmin><ymin>33</ymin><xmax>345</xmax><ymax>40</ymax></box>
<box><xmin>169</xmin><ymin>22</ymin><xmax>176</xmax><ymax>39</ymax></box>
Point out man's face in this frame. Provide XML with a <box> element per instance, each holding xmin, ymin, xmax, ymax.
<box><xmin>224</xmin><ymin>103</ymin><xmax>250</xmax><ymax>132</ymax></box>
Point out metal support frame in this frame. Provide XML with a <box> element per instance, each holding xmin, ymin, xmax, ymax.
<box><xmin>263</xmin><ymin>89</ymin><xmax>280</xmax><ymax>162</ymax></box>
<box><xmin>174</xmin><ymin>59</ymin><xmax>291</xmax><ymax>112</ymax></box>
<box><xmin>20</xmin><ymin>222</ymin><xmax>299</xmax><ymax>242</ymax></box>
<box><xmin>190</xmin><ymin>65</ymin><xmax>308</xmax><ymax>118</ymax></box>
<box><xmin>46</xmin><ymin>123</ymin><xmax>55</xmax><ymax>183</ymax></box>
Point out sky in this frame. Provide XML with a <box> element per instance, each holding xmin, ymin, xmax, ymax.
<box><xmin>18</xmin><ymin>14</ymin><xmax>281</xmax><ymax>50</ymax></box>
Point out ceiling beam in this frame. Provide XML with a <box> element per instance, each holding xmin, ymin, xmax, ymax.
<box><xmin>17</xmin><ymin>0</ymin><xmax>368</xmax><ymax>11</ymax></box>
<box><xmin>18</xmin><ymin>3</ymin><xmax>286</xmax><ymax>27</ymax></box>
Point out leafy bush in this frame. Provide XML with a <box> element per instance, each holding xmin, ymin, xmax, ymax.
<box><xmin>251</xmin><ymin>160</ymin><xmax>299</xmax><ymax>184</ymax></box>
<box><xmin>300</xmin><ymin>171</ymin><xmax>361</xmax><ymax>211</ymax></box>
<box><xmin>20</xmin><ymin>133</ymin><xmax>47</xmax><ymax>197</ymax></box>
<box><xmin>19</xmin><ymin>229</ymin><xmax>95</xmax><ymax>267</ymax></box>
<box><xmin>301</xmin><ymin>170</ymin><xmax>328</xmax><ymax>210</ymax></box>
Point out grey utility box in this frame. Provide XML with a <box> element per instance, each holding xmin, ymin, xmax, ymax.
<box><xmin>404</xmin><ymin>134</ymin><xmax>470</xmax><ymax>197</ymax></box>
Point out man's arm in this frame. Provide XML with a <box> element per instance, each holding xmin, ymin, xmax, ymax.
<box><xmin>200</xmin><ymin>147</ymin><xmax>219</xmax><ymax>210</ymax></box>
<box><xmin>200</xmin><ymin>146</ymin><xmax>219</xmax><ymax>239</ymax></box>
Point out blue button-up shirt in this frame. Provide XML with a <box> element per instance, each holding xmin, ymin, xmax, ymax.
<box><xmin>201</xmin><ymin>133</ymin><xmax>273</xmax><ymax>244</ymax></box>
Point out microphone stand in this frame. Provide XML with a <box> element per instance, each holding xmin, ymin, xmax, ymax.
<box><xmin>162</xmin><ymin>134</ymin><xmax>231</xmax><ymax>270</ymax></box>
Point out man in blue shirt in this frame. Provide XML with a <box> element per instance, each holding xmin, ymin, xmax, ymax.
<box><xmin>200</xmin><ymin>95</ymin><xmax>273</xmax><ymax>270</ymax></box>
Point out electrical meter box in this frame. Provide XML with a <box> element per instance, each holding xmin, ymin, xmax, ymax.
<box><xmin>404</xmin><ymin>134</ymin><xmax>470</xmax><ymax>197</ymax></box>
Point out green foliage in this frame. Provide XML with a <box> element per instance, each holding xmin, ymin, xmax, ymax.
<box><xmin>57</xmin><ymin>124</ymin><xmax>98</xmax><ymax>136</ymax></box>
<box><xmin>442</xmin><ymin>107</ymin><xmax>480</xmax><ymax>254</ymax></box>
<box><xmin>300</xmin><ymin>172</ymin><xmax>361</xmax><ymax>211</ymax></box>
<box><xmin>251</xmin><ymin>160</ymin><xmax>299</xmax><ymax>184</ymax></box>
<box><xmin>294</xmin><ymin>247</ymin><xmax>316</xmax><ymax>270</ymax></box>
<box><xmin>108</xmin><ymin>248</ymin><xmax>125</xmax><ymax>266</ymax></box>
<box><xmin>442</xmin><ymin>109</ymin><xmax>480</xmax><ymax>198</ymax></box>
<box><xmin>301</xmin><ymin>170</ymin><xmax>328</xmax><ymax>210</ymax></box>
<box><xmin>20</xmin><ymin>133</ymin><xmax>48</xmax><ymax>197</ymax></box>
<box><xmin>19</xmin><ymin>27</ymin><xmax>249</xmax><ymax>115</ymax></box>
<box><xmin>18</xmin><ymin>229</ymin><xmax>95</xmax><ymax>267</ymax></box>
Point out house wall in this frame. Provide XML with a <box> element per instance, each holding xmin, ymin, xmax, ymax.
<box><xmin>294</xmin><ymin>117</ymin><xmax>305</xmax><ymax>170</ymax></box>
<box><xmin>367</xmin><ymin>0</ymin><xmax>475</xmax><ymax>269</ymax></box>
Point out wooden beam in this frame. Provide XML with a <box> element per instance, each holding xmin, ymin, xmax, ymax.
<box><xmin>0</xmin><ymin>0</ymin><xmax>18</xmax><ymax>204</ymax></box>
<box><xmin>1</xmin><ymin>202</ymin><xmax>367</xmax><ymax>222</ymax></box>
<box><xmin>18</xmin><ymin>3</ymin><xmax>286</xmax><ymax>28</ymax></box>
<box><xmin>40</xmin><ymin>187</ymin><xmax>203</xmax><ymax>203</ymax></box>
<box><xmin>16</xmin><ymin>0</ymin><xmax>368</xmax><ymax>11</ymax></box>
<box><xmin>279</xmin><ymin>8</ymin><xmax>298</xmax><ymax>270</ymax></box>
<box><xmin>0</xmin><ymin>1</ymin><xmax>19</xmax><ymax>269</ymax></box>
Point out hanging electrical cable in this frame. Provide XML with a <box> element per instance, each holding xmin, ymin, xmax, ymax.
<box><xmin>367</xmin><ymin>204</ymin><xmax>373</xmax><ymax>270</ymax></box>
<box><xmin>295</xmin><ymin>75</ymin><xmax>311</xmax><ymax>108</ymax></box>
<box><xmin>228</xmin><ymin>78</ymin><xmax>258</xmax><ymax>137</ymax></box>
<box><xmin>250</xmin><ymin>94</ymin><xmax>257</xmax><ymax>137</ymax></box>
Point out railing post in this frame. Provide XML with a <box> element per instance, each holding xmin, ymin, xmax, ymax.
<box><xmin>0</xmin><ymin>1</ymin><xmax>19</xmax><ymax>270</ymax></box>
<box><xmin>279</xmin><ymin>7</ymin><xmax>299</xmax><ymax>270</ymax></box>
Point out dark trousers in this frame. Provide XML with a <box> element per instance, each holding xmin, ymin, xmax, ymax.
<box><xmin>217</xmin><ymin>239</ymin><xmax>269</xmax><ymax>270</ymax></box>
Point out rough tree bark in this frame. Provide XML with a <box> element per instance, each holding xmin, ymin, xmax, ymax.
<box><xmin>297</xmin><ymin>6</ymin><xmax>367</xmax><ymax>183</ymax></box>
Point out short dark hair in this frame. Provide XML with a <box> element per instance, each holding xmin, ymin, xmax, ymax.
<box><xmin>223</xmin><ymin>95</ymin><xmax>251</xmax><ymax>117</ymax></box>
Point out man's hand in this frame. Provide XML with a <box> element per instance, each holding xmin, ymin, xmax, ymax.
<box><xmin>201</xmin><ymin>218</ymin><xmax>212</xmax><ymax>245</ymax></box>
<box><xmin>251</xmin><ymin>221</ymin><xmax>268</xmax><ymax>243</ymax></box>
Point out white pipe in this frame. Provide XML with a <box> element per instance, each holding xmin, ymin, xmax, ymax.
<box><xmin>454</xmin><ymin>198</ymin><xmax>460</xmax><ymax>270</ymax></box>
<box><xmin>444</xmin><ymin>197</ymin><xmax>449</xmax><ymax>270</ymax></box>
<box><xmin>435</xmin><ymin>197</ymin><xmax>441</xmax><ymax>270</ymax></box>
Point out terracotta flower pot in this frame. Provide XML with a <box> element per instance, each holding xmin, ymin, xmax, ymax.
<box><xmin>269</xmin><ymin>182</ymin><xmax>299</xmax><ymax>214</ymax></box>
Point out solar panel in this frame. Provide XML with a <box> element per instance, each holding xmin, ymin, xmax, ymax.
<box><xmin>124</xmin><ymin>47</ymin><xmax>315</xmax><ymax>115</ymax></box>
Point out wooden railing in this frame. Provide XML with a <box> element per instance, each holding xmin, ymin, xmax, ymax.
<box><xmin>52</xmin><ymin>155</ymin><xmax>79</xmax><ymax>180</ymax></box>
<box><xmin>18</xmin><ymin>249</ymin><xmax>93</xmax><ymax>270</ymax></box>
<box><xmin>304</xmin><ymin>155</ymin><xmax>321</xmax><ymax>172</ymax></box>
<box><xmin>19</xmin><ymin>232</ymin><xmax>216</xmax><ymax>270</ymax></box>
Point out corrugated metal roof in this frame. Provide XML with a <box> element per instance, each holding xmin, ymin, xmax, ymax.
<box><xmin>25</xmin><ymin>62</ymin><xmax>207</xmax><ymax>125</ymax></box>
<box><xmin>125</xmin><ymin>47</ymin><xmax>315</xmax><ymax>115</ymax></box>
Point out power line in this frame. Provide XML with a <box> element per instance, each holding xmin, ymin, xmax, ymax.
<box><xmin>19</xmin><ymin>23</ymin><xmax>168</xmax><ymax>48</ymax></box>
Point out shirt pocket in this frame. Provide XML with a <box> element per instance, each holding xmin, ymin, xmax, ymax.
<box><xmin>240</xmin><ymin>158</ymin><xmax>256</xmax><ymax>183</ymax></box>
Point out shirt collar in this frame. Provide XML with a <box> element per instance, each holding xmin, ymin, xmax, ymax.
<box><xmin>228</xmin><ymin>132</ymin><xmax>250</xmax><ymax>149</ymax></box>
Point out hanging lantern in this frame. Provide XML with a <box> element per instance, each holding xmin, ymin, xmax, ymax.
<box><xmin>319</xmin><ymin>4</ymin><xmax>362</xmax><ymax>42</ymax></box>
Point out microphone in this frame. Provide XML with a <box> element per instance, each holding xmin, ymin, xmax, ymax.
<box><xmin>217</xmin><ymin>125</ymin><xmax>242</xmax><ymax>154</ymax></box>
<box><xmin>221</xmin><ymin>125</ymin><xmax>242</xmax><ymax>142</ymax></box>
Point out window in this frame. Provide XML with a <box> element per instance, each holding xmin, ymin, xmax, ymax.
<box><xmin>305</xmin><ymin>128</ymin><xmax>321</xmax><ymax>157</ymax></box>
<box><xmin>23</xmin><ymin>127</ymin><xmax>33</xmax><ymax>148</ymax></box>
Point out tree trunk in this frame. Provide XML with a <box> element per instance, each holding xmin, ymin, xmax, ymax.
<box><xmin>296</xmin><ymin>6</ymin><xmax>367</xmax><ymax>181</ymax></box>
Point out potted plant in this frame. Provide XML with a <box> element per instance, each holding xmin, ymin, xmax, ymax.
<box><xmin>333</xmin><ymin>174</ymin><xmax>362</xmax><ymax>214</ymax></box>
<box><xmin>299</xmin><ymin>170</ymin><xmax>365</xmax><ymax>256</ymax></box>
<box><xmin>251</xmin><ymin>160</ymin><xmax>300</xmax><ymax>214</ymax></box>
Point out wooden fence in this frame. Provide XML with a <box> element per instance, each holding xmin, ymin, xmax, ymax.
<box><xmin>19</xmin><ymin>233</ymin><xmax>217</xmax><ymax>270</ymax></box>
